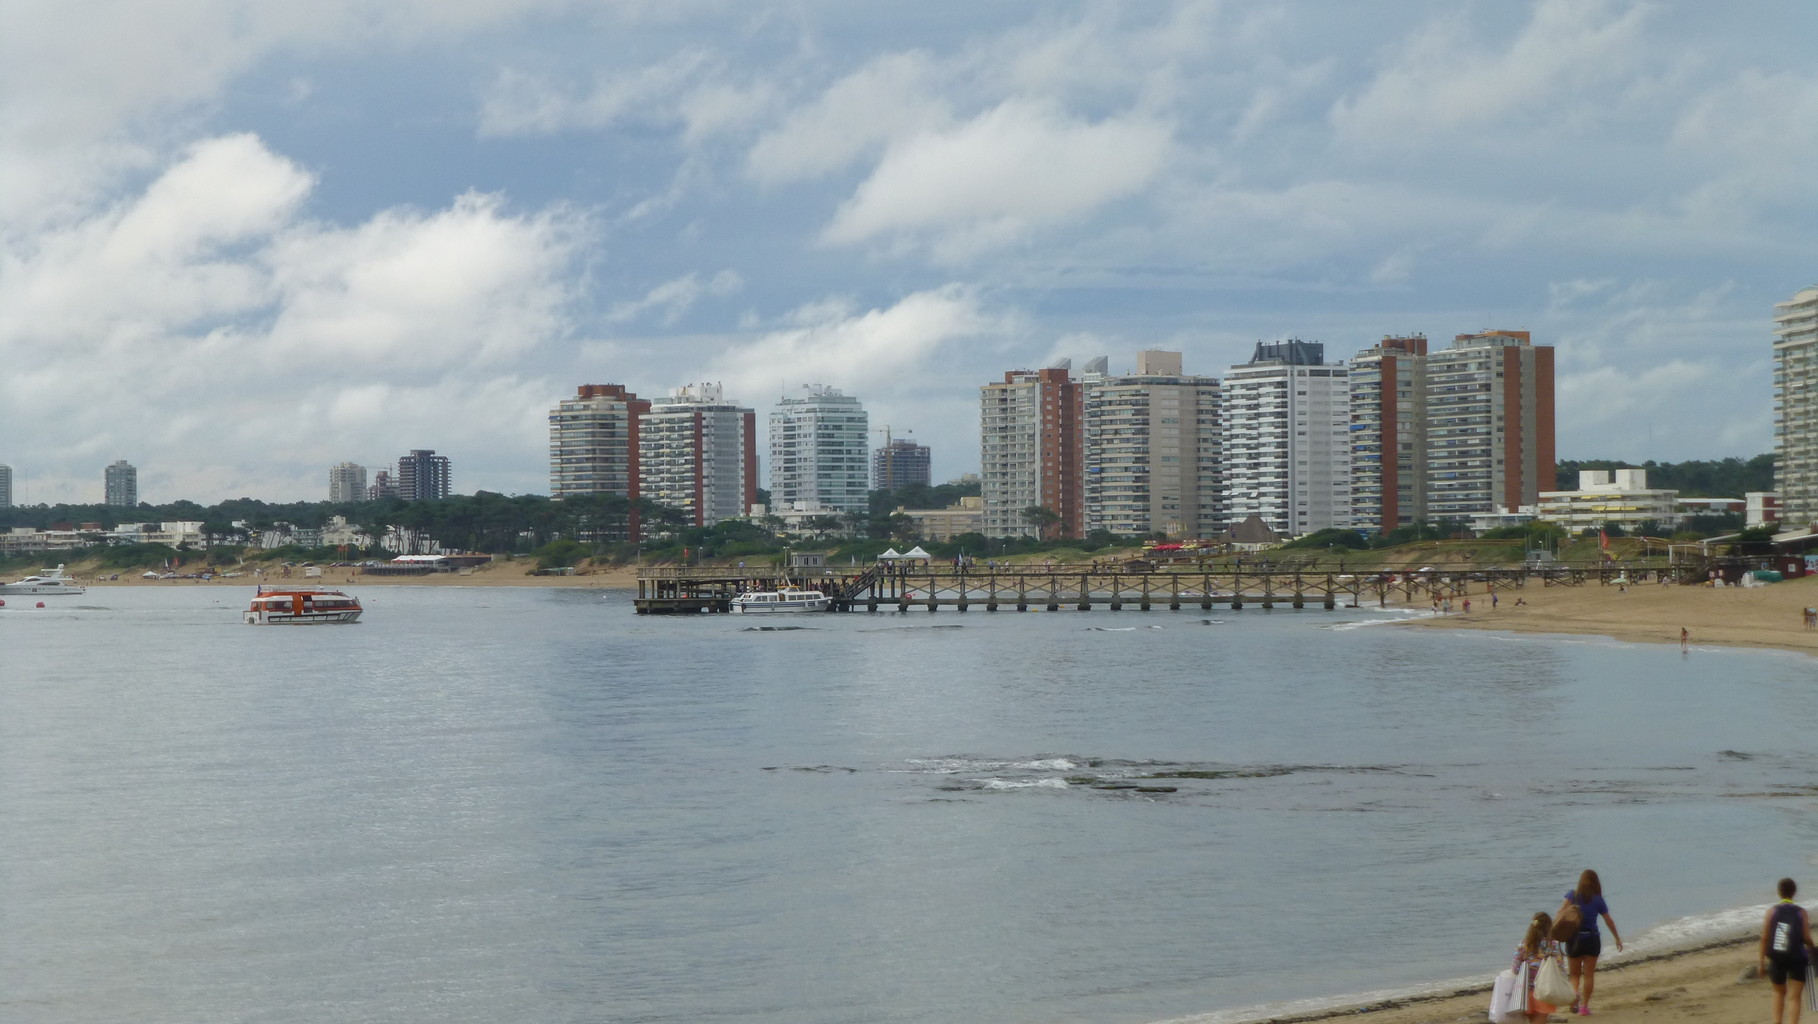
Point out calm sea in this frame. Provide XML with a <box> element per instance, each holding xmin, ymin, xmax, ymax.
<box><xmin>4</xmin><ymin>586</ymin><xmax>1816</xmax><ymax>1024</ymax></box>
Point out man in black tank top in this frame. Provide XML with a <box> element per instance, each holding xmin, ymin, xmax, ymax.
<box><xmin>1762</xmin><ymin>878</ymin><xmax>1815</xmax><ymax>1024</ymax></box>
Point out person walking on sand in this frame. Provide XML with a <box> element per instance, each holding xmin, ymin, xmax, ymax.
<box><xmin>1515</xmin><ymin>911</ymin><xmax>1566</xmax><ymax>1024</ymax></box>
<box><xmin>1762</xmin><ymin>877</ymin><xmax>1815</xmax><ymax>1024</ymax></box>
<box><xmin>1560</xmin><ymin>869</ymin><xmax>1622</xmax><ymax>1015</ymax></box>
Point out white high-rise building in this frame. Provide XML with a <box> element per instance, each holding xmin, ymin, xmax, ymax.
<box><xmin>104</xmin><ymin>459</ymin><xmax>138</xmax><ymax>507</ymax></box>
<box><xmin>769</xmin><ymin>385</ymin><xmax>870</xmax><ymax>514</ymax></box>
<box><xmin>0</xmin><ymin>463</ymin><xmax>11</xmax><ymax>507</ymax></box>
<box><xmin>1083</xmin><ymin>350</ymin><xmax>1223</xmax><ymax>538</ymax></box>
<box><xmin>1222</xmin><ymin>341</ymin><xmax>1351</xmax><ymax>536</ymax></box>
<box><xmin>640</xmin><ymin>383</ymin><xmax>758</xmax><ymax>527</ymax></box>
<box><xmin>980</xmin><ymin>362</ymin><xmax>1090</xmax><ymax>538</ymax></box>
<box><xmin>328</xmin><ymin>462</ymin><xmax>367</xmax><ymax>503</ymax></box>
<box><xmin>1775</xmin><ymin>284</ymin><xmax>1818</xmax><ymax>524</ymax></box>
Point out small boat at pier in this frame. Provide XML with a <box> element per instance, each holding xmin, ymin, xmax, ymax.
<box><xmin>244</xmin><ymin>586</ymin><xmax>363</xmax><ymax>624</ymax></box>
<box><xmin>730</xmin><ymin>587</ymin><xmax>832</xmax><ymax>614</ymax></box>
<box><xmin>0</xmin><ymin>564</ymin><xmax>86</xmax><ymax>596</ymax></box>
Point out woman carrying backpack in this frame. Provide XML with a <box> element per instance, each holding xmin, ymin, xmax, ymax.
<box><xmin>1761</xmin><ymin>877</ymin><xmax>1816</xmax><ymax>1024</ymax></box>
<box><xmin>1559</xmin><ymin>869</ymin><xmax>1623</xmax><ymax>1015</ymax></box>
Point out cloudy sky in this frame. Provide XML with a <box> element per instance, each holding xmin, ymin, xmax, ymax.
<box><xmin>3</xmin><ymin>0</ymin><xmax>1815</xmax><ymax>505</ymax></box>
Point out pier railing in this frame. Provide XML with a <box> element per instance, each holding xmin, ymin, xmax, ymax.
<box><xmin>632</xmin><ymin>561</ymin><xmax>1699</xmax><ymax>614</ymax></box>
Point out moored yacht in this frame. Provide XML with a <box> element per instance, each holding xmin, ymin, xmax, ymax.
<box><xmin>0</xmin><ymin>565</ymin><xmax>86</xmax><ymax>596</ymax></box>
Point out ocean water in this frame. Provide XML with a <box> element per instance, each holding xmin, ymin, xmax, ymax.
<box><xmin>4</xmin><ymin>586</ymin><xmax>1817</xmax><ymax>1024</ymax></box>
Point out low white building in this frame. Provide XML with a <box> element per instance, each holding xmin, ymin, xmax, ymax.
<box><xmin>1535</xmin><ymin>470</ymin><xmax>1678</xmax><ymax>533</ymax></box>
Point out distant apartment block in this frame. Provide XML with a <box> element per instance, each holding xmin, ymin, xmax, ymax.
<box><xmin>639</xmin><ymin>383</ymin><xmax>758</xmax><ymax>527</ymax></box>
<box><xmin>1536</xmin><ymin>470</ymin><xmax>1677</xmax><ymax>532</ymax></box>
<box><xmin>104</xmin><ymin>459</ymin><xmax>138</xmax><ymax>507</ymax></box>
<box><xmin>369</xmin><ymin>469</ymin><xmax>400</xmax><ymax>501</ymax></box>
<box><xmin>328</xmin><ymin>462</ymin><xmax>367</xmax><ymax>503</ymax></box>
<box><xmin>980</xmin><ymin>362</ymin><xmax>1088</xmax><ymax>538</ymax></box>
<box><xmin>549</xmin><ymin>384</ymin><xmax>649</xmax><ymax>500</ymax></box>
<box><xmin>1348</xmin><ymin>335</ymin><xmax>1429</xmax><ymax>533</ymax></box>
<box><xmin>1083</xmin><ymin>350</ymin><xmax>1224</xmax><ymax>538</ymax></box>
<box><xmin>769</xmin><ymin>385</ymin><xmax>870</xmax><ymax>514</ymax></box>
<box><xmin>1222</xmin><ymin>341</ymin><xmax>1351</xmax><ymax>536</ymax></box>
<box><xmin>397</xmin><ymin>449</ymin><xmax>451</xmax><ymax>501</ymax></box>
<box><xmin>872</xmin><ymin>436</ymin><xmax>931</xmax><ymax>492</ymax></box>
<box><xmin>1424</xmin><ymin>330</ymin><xmax>1555</xmax><ymax>520</ymax></box>
<box><xmin>0</xmin><ymin>463</ymin><xmax>11</xmax><ymax>507</ymax></box>
<box><xmin>1775</xmin><ymin>284</ymin><xmax>1818</xmax><ymax>524</ymax></box>
<box><xmin>898</xmin><ymin>495</ymin><xmax>983</xmax><ymax>542</ymax></box>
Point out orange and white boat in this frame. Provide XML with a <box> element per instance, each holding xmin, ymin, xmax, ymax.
<box><xmin>244</xmin><ymin>586</ymin><xmax>363</xmax><ymax>625</ymax></box>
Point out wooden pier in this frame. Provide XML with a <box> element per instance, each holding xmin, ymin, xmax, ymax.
<box><xmin>633</xmin><ymin>563</ymin><xmax>1690</xmax><ymax>614</ymax></box>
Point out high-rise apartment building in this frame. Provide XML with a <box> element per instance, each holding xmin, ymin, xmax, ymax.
<box><xmin>0</xmin><ymin>464</ymin><xmax>11</xmax><ymax>507</ymax></box>
<box><xmin>639</xmin><ymin>383</ymin><xmax>758</xmax><ymax>527</ymax></box>
<box><xmin>1424</xmin><ymin>330</ymin><xmax>1555</xmax><ymax>520</ymax></box>
<box><xmin>397</xmin><ymin>449</ymin><xmax>451</xmax><ymax>501</ymax></box>
<box><xmin>1348</xmin><ymin>335</ymin><xmax>1429</xmax><ymax>533</ymax></box>
<box><xmin>328</xmin><ymin>462</ymin><xmax>368</xmax><ymax>503</ymax></box>
<box><xmin>1083</xmin><ymin>350</ymin><xmax>1224</xmax><ymax>538</ymax></box>
<box><xmin>769</xmin><ymin>385</ymin><xmax>870</xmax><ymax>513</ymax></box>
<box><xmin>1775</xmin><ymin>284</ymin><xmax>1818</xmax><ymax>524</ymax></box>
<box><xmin>979</xmin><ymin>363</ymin><xmax>1087</xmax><ymax>538</ymax></box>
<box><xmin>1222</xmin><ymin>341</ymin><xmax>1351</xmax><ymax>536</ymax></box>
<box><xmin>549</xmin><ymin>384</ymin><xmax>649</xmax><ymax>500</ymax></box>
<box><xmin>872</xmin><ymin>436</ymin><xmax>932</xmax><ymax>492</ymax></box>
<box><xmin>369</xmin><ymin>470</ymin><xmax>400</xmax><ymax>501</ymax></box>
<box><xmin>104</xmin><ymin>459</ymin><xmax>138</xmax><ymax>507</ymax></box>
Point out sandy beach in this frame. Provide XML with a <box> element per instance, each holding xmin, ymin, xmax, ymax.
<box><xmin>1404</xmin><ymin>575</ymin><xmax>1818</xmax><ymax>658</ymax></box>
<box><xmin>1259</xmin><ymin>933</ymin><xmax>1770</xmax><ymax>1024</ymax></box>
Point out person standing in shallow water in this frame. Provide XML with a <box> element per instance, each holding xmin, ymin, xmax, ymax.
<box><xmin>1762</xmin><ymin>877</ymin><xmax>1815</xmax><ymax>1024</ymax></box>
<box><xmin>1560</xmin><ymin>868</ymin><xmax>1623</xmax><ymax>1015</ymax></box>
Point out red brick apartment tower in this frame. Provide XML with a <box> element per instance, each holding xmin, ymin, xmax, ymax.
<box><xmin>1425</xmin><ymin>331</ymin><xmax>1555</xmax><ymax>520</ymax></box>
<box><xmin>1350</xmin><ymin>334</ymin><xmax>1429</xmax><ymax>533</ymax></box>
<box><xmin>549</xmin><ymin>383</ymin><xmax>649</xmax><ymax>535</ymax></box>
<box><xmin>980</xmin><ymin>366</ymin><xmax>1084</xmax><ymax>538</ymax></box>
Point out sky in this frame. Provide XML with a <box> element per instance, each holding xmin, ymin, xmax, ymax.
<box><xmin>2</xmin><ymin>0</ymin><xmax>1815</xmax><ymax>505</ymax></box>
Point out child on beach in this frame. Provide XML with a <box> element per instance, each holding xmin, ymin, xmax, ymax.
<box><xmin>1761</xmin><ymin>877</ymin><xmax>1815</xmax><ymax>1024</ymax></box>
<box><xmin>1515</xmin><ymin>911</ymin><xmax>1566</xmax><ymax>1024</ymax></box>
<box><xmin>1561</xmin><ymin>869</ymin><xmax>1623</xmax><ymax>1015</ymax></box>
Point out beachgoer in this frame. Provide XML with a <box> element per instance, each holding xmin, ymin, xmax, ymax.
<box><xmin>1763</xmin><ymin>877</ymin><xmax>1815</xmax><ymax>1024</ymax></box>
<box><xmin>1681</xmin><ymin>627</ymin><xmax>1689</xmax><ymax>648</ymax></box>
<box><xmin>1514</xmin><ymin>596</ymin><xmax>1527</xmax><ymax>606</ymax></box>
<box><xmin>1463</xmin><ymin>598</ymin><xmax>1471</xmax><ymax>614</ymax></box>
<box><xmin>1560</xmin><ymin>869</ymin><xmax>1623</xmax><ymax>1015</ymax></box>
<box><xmin>1491</xmin><ymin>592</ymin><xmax>1499</xmax><ymax>610</ymax></box>
<box><xmin>1516</xmin><ymin>911</ymin><xmax>1566</xmax><ymax>1024</ymax></box>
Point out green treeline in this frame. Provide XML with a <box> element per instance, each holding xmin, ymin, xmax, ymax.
<box><xmin>1555</xmin><ymin>454</ymin><xmax>1774</xmax><ymax>496</ymax></box>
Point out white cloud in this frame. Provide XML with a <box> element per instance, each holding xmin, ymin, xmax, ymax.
<box><xmin>606</xmin><ymin>269</ymin><xmax>744</xmax><ymax>324</ymax></box>
<box><xmin>0</xmin><ymin>133</ymin><xmax>588</xmax><ymax>502</ymax></box>
<box><xmin>1329</xmin><ymin>0</ymin><xmax>1650</xmax><ymax>147</ymax></box>
<box><xmin>822</xmin><ymin>99</ymin><xmax>1172</xmax><ymax>261</ymax></box>
<box><xmin>745</xmin><ymin>52</ymin><xmax>949</xmax><ymax>184</ymax></box>
<box><xmin>706</xmin><ymin>284</ymin><xmax>1013</xmax><ymax>403</ymax></box>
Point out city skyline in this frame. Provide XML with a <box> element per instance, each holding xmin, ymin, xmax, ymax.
<box><xmin>2</xmin><ymin>3</ymin><xmax>1814</xmax><ymax>504</ymax></box>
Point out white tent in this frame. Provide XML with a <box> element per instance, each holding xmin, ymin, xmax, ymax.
<box><xmin>902</xmin><ymin>545</ymin><xmax>931</xmax><ymax>560</ymax></box>
<box><xmin>878</xmin><ymin>548</ymin><xmax>904</xmax><ymax>560</ymax></box>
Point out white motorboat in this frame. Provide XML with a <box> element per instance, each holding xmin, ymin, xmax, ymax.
<box><xmin>730</xmin><ymin>587</ymin><xmax>832</xmax><ymax>614</ymax></box>
<box><xmin>0</xmin><ymin>564</ymin><xmax>86</xmax><ymax>596</ymax></box>
<box><xmin>244</xmin><ymin>586</ymin><xmax>363</xmax><ymax>624</ymax></box>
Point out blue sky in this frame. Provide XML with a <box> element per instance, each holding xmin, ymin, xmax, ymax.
<box><xmin>2</xmin><ymin>0</ymin><xmax>1815</xmax><ymax>504</ymax></box>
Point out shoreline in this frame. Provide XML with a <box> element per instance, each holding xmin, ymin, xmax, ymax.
<box><xmin>1399</xmin><ymin>575</ymin><xmax>1818</xmax><ymax>659</ymax></box>
<box><xmin>1202</xmin><ymin>931</ymin><xmax>1760</xmax><ymax>1024</ymax></box>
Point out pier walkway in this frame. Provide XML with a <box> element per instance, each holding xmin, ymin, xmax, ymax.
<box><xmin>633</xmin><ymin>563</ymin><xmax>1689</xmax><ymax>614</ymax></box>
